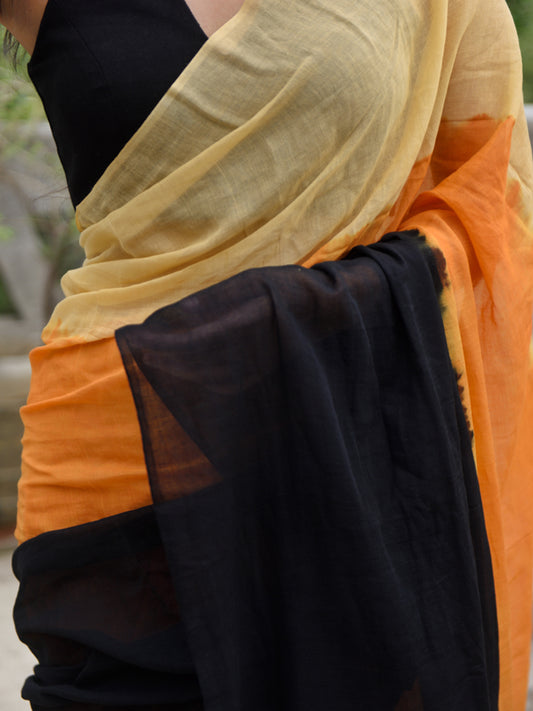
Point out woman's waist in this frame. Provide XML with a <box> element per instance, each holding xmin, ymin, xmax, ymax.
<box><xmin>17</xmin><ymin>336</ymin><xmax>151</xmax><ymax>543</ymax></box>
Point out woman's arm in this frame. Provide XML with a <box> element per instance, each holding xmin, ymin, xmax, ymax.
<box><xmin>184</xmin><ymin>0</ymin><xmax>245</xmax><ymax>37</ymax></box>
<box><xmin>0</xmin><ymin>0</ymin><xmax>245</xmax><ymax>53</ymax></box>
<box><xmin>0</xmin><ymin>0</ymin><xmax>48</xmax><ymax>54</ymax></box>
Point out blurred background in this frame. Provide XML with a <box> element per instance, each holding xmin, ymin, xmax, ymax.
<box><xmin>0</xmin><ymin>1</ymin><xmax>532</xmax><ymax>709</ymax></box>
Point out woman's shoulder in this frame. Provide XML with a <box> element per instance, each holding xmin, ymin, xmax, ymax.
<box><xmin>184</xmin><ymin>0</ymin><xmax>245</xmax><ymax>37</ymax></box>
<box><xmin>0</xmin><ymin>0</ymin><xmax>49</xmax><ymax>54</ymax></box>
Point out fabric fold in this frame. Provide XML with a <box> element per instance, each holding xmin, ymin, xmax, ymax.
<box><xmin>15</xmin><ymin>233</ymin><xmax>499</xmax><ymax>710</ymax></box>
<box><xmin>15</xmin><ymin>1</ymin><xmax>533</xmax><ymax>708</ymax></box>
<box><xmin>114</xmin><ymin>232</ymin><xmax>498</xmax><ymax>710</ymax></box>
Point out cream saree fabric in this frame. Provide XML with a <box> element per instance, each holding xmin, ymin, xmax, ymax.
<box><xmin>28</xmin><ymin>0</ymin><xmax>533</xmax><ymax>708</ymax></box>
<box><xmin>45</xmin><ymin>0</ymin><xmax>531</xmax><ymax>342</ymax></box>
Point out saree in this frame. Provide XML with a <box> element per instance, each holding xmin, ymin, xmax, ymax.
<box><xmin>13</xmin><ymin>0</ymin><xmax>533</xmax><ymax>708</ymax></box>
<box><xmin>15</xmin><ymin>232</ymin><xmax>500</xmax><ymax>710</ymax></box>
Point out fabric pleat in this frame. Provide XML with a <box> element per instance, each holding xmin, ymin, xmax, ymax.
<box><xmin>15</xmin><ymin>0</ymin><xmax>533</xmax><ymax>708</ymax></box>
<box><xmin>14</xmin><ymin>233</ymin><xmax>499</xmax><ymax>710</ymax></box>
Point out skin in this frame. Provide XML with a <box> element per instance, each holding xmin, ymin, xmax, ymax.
<box><xmin>185</xmin><ymin>0</ymin><xmax>246</xmax><ymax>37</ymax></box>
<box><xmin>0</xmin><ymin>0</ymin><xmax>48</xmax><ymax>53</ymax></box>
<box><xmin>0</xmin><ymin>0</ymin><xmax>247</xmax><ymax>54</ymax></box>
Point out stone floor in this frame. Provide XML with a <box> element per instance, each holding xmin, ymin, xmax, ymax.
<box><xmin>0</xmin><ymin>541</ymin><xmax>34</xmax><ymax>711</ymax></box>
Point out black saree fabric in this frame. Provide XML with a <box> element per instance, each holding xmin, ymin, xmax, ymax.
<box><xmin>13</xmin><ymin>506</ymin><xmax>203</xmax><ymax>710</ymax></box>
<box><xmin>13</xmin><ymin>231</ymin><xmax>498</xmax><ymax>710</ymax></box>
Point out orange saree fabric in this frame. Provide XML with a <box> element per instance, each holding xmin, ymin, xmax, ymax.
<box><xmin>16</xmin><ymin>0</ymin><xmax>533</xmax><ymax>707</ymax></box>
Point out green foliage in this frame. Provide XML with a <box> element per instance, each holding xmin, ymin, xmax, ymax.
<box><xmin>0</xmin><ymin>276</ymin><xmax>18</xmax><ymax>315</ymax></box>
<box><xmin>0</xmin><ymin>37</ymin><xmax>57</xmax><ymax>169</ymax></box>
<box><xmin>0</xmin><ymin>46</ymin><xmax>43</xmax><ymax>123</ymax></box>
<box><xmin>507</xmin><ymin>0</ymin><xmax>533</xmax><ymax>101</ymax></box>
<box><xmin>0</xmin><ymin>217</ymin><xmax>14</xmax><ymax>242</ymax></box>
<box><xmin>0</xmin><ymin>216</ymin><xmax>16</xmax><ymax>317</ymax></box>
<box><xmin>507</xmin><ymin>0</ymin><xmax>531</xmax><ymax>33</ymax></box>
<box><xmin>0</xmin><ymin>210</ymin><xmax>16</xmax><ymax>315</ymax></box>
<box><xmin>0</xmin><ymin>30</ymin><xmax>81</xmax><ymax>318</ymax></box>
<box><xmin>518</xmin><ymin>15</ymin><xmax>533</xmax><ymax>103</ymax></box>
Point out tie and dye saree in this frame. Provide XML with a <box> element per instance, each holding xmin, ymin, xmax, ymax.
<box><xmin>13</xmin><ymin>0</ymin><xmax>533</xmax><ymax>709</ymax></box>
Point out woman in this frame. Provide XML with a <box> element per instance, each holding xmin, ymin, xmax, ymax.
<box><xmin>3</xmin><ymin>1</ymin><xmax>533</xmax><ymax>709</ymax></box>
<box><xmin>0</xmin><ymin>0</ymin><xmax>243</xmax><ymax>52</ymax></box>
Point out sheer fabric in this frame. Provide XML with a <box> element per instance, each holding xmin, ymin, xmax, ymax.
<box><xmin>15</xmin><ymin>234</ymin><xmax>499</xmax><ymax>710</ymax></box>
<box><xmin>15</xmin><ymin>0</ymin><xmax>533</xmax><ymax>708</ymax></box>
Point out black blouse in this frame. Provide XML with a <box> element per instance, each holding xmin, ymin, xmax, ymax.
<box><xmin>28</xmin><ymin>0</ymin><xmax>207</xmax><ymax>206</ymax></box>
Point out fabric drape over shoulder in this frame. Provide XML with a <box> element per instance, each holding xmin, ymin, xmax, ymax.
<box><xmin>15</xmin><ymin>0</ymin><xmax>533</xmax><ymax>709</ymax></box>
<box><xmin>44</xmin><ymin>0</ymin><xmax>532</xmax><ymax>343</ymax></box>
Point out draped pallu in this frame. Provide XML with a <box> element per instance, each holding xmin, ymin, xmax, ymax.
<box><xmin>15</xmin><ymin>0</ymin><xmax>533</xmax><ymax>709</ymax></box>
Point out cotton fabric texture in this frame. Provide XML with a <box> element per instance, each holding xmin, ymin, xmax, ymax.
<box><xmin>15</xmin><ymin>233</ymin><xmax>499</xmax><ymax>710</ymax></box>
<box><xmin>15</xmin><ymin>0</ymin><xmax>533</xmax><ymax>709</ymax></box>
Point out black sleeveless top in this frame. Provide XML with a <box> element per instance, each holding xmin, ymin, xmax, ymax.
<box><xmin>28</xmin><ymin>0</ymin><xmax>208</xmax><ymax>206</ymax></box>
